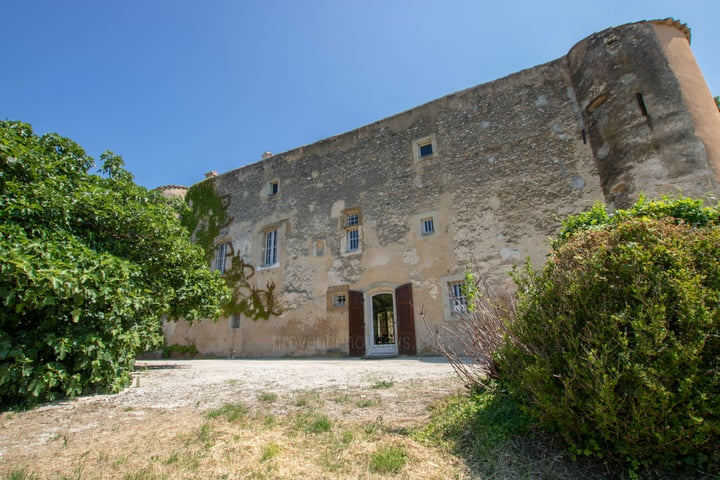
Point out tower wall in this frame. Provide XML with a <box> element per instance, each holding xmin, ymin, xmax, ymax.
<box><xmin>567</xmin><ymin>20</ymin><xmax>719</xmax><ymax>208</ymax></box>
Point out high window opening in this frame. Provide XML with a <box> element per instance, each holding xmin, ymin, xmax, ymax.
<box><xmin>412</xmin><ymin>134</ymin><xmax>438</xmax><ymax>160</ymax></box>
<box><xmin>268</xmin><ymin>180</ymin><xmax>279</xmax><ymax>196</ymax></box>
<box><xmin>347</xmin><ymin>228</ymin><xmax>359</xmax><ymax>252</ymax></box>
<box><xmin>262</xmin><ymin>229</ymin><xmax>278</xmax><ymax>266</ymax></box>
<box><xmin>342</xmin><ymin>208</ymin><xmax>362</xmax><ymax>254</ymax></box>
<box><xmin>213</xmin><ymin>242</ymin><xmax>229</xmax><ymax>273</ymax></box>
<box><xmin>421</xmin><ymin>217</ymin><xmax>435</xmax><ymax>235</ymax></box>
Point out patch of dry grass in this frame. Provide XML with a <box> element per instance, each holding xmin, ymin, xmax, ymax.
<box><xmin>1</xmin><ymin>406</ymin><xmax>466</xmax><ymax>480</ymax></box>
<box><xmin>0</xmin><ymin>380</ymin><xmax>467</xmax><ymax>480</ymax></box>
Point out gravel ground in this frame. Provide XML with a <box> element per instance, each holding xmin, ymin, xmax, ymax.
<box><xmin>0</xmin><ymin>357</ymin><xmax>462</xmax><ymax>463</ymax></box>
<box><xmin>122</xmin><ymin>357</ymin><xmax>457</xmax><ymax>409</ymax></box>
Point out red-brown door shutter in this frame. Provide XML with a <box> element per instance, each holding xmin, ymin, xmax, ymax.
<box><xmin>395</xmin><ymin>283</ymin><xmax>417</xmax><ymax>355</ymax></box>
<box><xmin>348</xmin><ymin>291</ymin><xmax>365</xmax><ymax>357</ymax></box>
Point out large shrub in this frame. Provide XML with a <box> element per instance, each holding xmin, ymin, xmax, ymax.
<box><xmin>497</xmin><ymin>197</ymin><xmax>720</xmax><ymax>469</ymax></box>
<box><xmin>0</xmin><ymin>121</ymin><xmax>230</xmax><ymax>408</ymax></box>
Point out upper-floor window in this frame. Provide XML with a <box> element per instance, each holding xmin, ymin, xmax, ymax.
<box><xmin>419</xmin><ymin>140</ymin><xmax>433</xmax><ymax>157</ymax></box>
<box><xmin>346</xmin><ymin>212</ymin><xmax>359</xmax><ymax>226</ymax></box>
<box><xmin>347</xmin><ymin>228</ymin><xmax>360</xmax><ymax>252</ymax></box>
<box><xmin>412</xmin><ymin>134</ymin><xmax>437</xmax><ymax>160</ymax></box>
<box><xmin>268</xmin><ymin>180</ymin><xmax>279</xmax><ymax>196</ymax></box>
<box><xmin>262</xmin><ymin>229</ymin><xmax>278</xmax><ymax>266</ymax></box>
<box><xmin>213</xmin><ymin>242</ymin><xmax>229</xmax><ymax>273</ymax></box>
<box><xmin>341</xmin><ymin>208</ymin><xmax>362</xmax><ymax>254</ymax></box>
<box><xmin>421</xmin><ymin>217</ymin><xmax>435</xmax><ymax>235</ymax></box>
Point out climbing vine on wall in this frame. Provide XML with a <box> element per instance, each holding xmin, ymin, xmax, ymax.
<box><xmin>181</xmin><ymin>181</ymin><xmax>281</xmax><ymax>321</ymax></box>
<box><xmin>222</xmin><ymin>254</ymin><xmax>282</xmax><ymax>320</ymax></box>
<box><xmin>180</xmin><ymin>179</ymin><xmax>228</xmax><ymax>260</ymax></box>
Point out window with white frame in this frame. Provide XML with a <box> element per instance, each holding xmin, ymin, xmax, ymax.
<box><xmin>268</xmin><ymin>180</ymin><xmax>279</xmax><ymax>196</ymax></box>
<box><xmin>346</xmin><ymin>212</ymin><xmax>359</xmax><ymax>227</ymax></box>
<box><xmin>213</xmin><ymin>242</ymin><xmax>229</xmax><ymax>273</ymax></box>
<box><xmin>230</xmin><ymin>313</ymin><xmax>241</xmax><ymax>329</ymax></box>
<box><xmin>342</xmin><ymin>208</ymin><xmax>362</xmax><ymax>253</ymax></box>
<box><xmin>347</xmin><ymin>228</ymin><xmax>359</xmax><ymax>252</ymax></box>
<box><xmin>421</xmin><ymin>217</ymin><xmax>435</xmax><ymax>235</ymax></box>
<box><xmin>448</xmin><ymin>281</ymin><xmax>468</xmax><ymax>314</ymax></box>
<box><xmin>262</xmin><ymin>229</ymin><xmax>278</xmax><ymax>266</ymax></box>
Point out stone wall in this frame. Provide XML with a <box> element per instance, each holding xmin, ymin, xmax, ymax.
<box><xmin>165</xmin><ymin>19</ymin><xmax>720</xmax><ymax>357</ymax></box>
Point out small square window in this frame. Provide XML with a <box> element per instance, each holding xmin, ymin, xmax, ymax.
<box><xmin>346</xmin><ymin>213</ymin><xmax>359</xmax><ymax>226</ymax></box>
<box><xmin>421</xmin><ymin>217</ymin><xmax>435</xmax><ymax>235</ymax></box>
<box><xmin>269</xmin><ymin>181</ymin><xmax>279</xmax><ymax>196</ymax></box>
<box><xmin>419</xmin><ymin>141</ymin><xmax>433</xmax><ymax>157</ymax></box>
<box><xmin>413</xmin><ymin>135</ymin><xmax>437</xmax><ymax>160</ymax></box>
<box><xmin>333</xmin><ymin>294</ymin><xmax>347</xmax><ymax>307</ymax></box>
<box><xmin>231</xmin><ymin>313</ymin><xmax>241</xmax><ymax>329</ymax></box>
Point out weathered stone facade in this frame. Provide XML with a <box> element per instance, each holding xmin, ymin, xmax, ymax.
<box><xmin>164</xmin><ymin>19</ymin><xmax>720</xmax><ymax>357</ymax></box>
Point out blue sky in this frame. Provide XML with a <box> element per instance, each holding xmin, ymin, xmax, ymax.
<box><xmin>2</xmin><ymin>1</ymin><xmax>718</xmax><ymax>189</ymax></box>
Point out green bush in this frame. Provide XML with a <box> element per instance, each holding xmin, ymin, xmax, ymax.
<box><xmin>497</xmin><ymin>197</ymin><xmax>720</xmax><ymax>469</ymax></box>
<box><xmin>0</xmin><ymin>120</ymin><xmax>229</xmax><ymax>408</ymax></box>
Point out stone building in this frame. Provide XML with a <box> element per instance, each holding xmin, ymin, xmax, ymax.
<box><xmin>163</xmin><ymin>19</ymin><xmax>720</xmax><ymax>357</ymax></box>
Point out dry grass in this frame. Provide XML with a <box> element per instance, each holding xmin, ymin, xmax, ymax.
<box><xmin>0</xmin><ymin>380</ymin><xmax>470</xmax><ymax>480</ymax></box>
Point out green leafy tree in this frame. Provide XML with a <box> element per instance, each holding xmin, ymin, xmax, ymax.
<box><xmin>715</xmin><ymin>95</ymin><xmax>720</xmax><ymax>112</ymax></box>
<box><xmin>0</xmin><ymin>120</ymin><xmax>230</xmax><ymax>408</ymax></box>
<box><xmin>497</xmin><ymin>196</ymin><xmax>720</xmax><ymax>470</ymax></box>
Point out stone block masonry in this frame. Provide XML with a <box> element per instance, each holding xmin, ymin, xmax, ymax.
<box><xmin>164</xmin><ymin>19</ymin><xmax>720</xmax><ymax>357</ymax></box>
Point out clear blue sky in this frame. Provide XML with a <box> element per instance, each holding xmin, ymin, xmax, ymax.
<box><xmin>2</xmin><ymin>1</ymin><xmax>718</xmax><ymax>189</ymax></box>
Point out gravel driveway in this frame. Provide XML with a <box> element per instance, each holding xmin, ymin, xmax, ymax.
<box><xmin>123</xmin><ymin>356</ymin><xmax>457</xmax><ymax>409</ymax></box>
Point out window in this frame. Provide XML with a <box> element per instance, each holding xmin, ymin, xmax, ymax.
<box><xmin>341</xmin><ymin>208</ymin><xmax>362</xmax><ymax>254</ymax></box>
<box><xmin>448</xmin><ymin>281</ymin><xmax>468</xmax><ymax>314</ymax></box>
<box><xmin>347</xmin><ymin>228</ymin><xmax>359</xmax><ymax>252</ymax></box>
<box><xmin>213</xmin><ymin>242</ymin><xmax>229</xmax><ymax>273</ymax></box>
<box><xmin>421</xmin><ymin>217</ymin><xmax>435</xmax><ymax>235</ymax></box>
<box><xmin>327</xmin><ymin>285</ymin><xmax>350</xmax><ymax>310</ymax></box>
<box><xmin>413</xmin><ymin>135</ymin><xmax>437</xmax><ymax>160</ymax></box>
<box><xmin>346</xmin><ymin>212</ymin><xmax>359</xmax><ymax>226</ymax></box>
<box><xmin>419</xmin><ymin>140</ymin><xmax>433</xmax><ymax>157</ymax></box>
<box><xmin>314</xmin><ymin>238</ymin><xmax>325</xmax><ymax>256</ymax></box>
<box><xmin>262</xmin><ymin>229</ymin><xmax>278</xmax><ymax>266</ymax></box>
<box><xmin>230</xmin><ymin>313</ymin><xmax>241</xmax><ymax>329</ymax></box>
<box><xmin>269</xmin><ymin>180</ymin><xmax>279</xmax><ymax>196</ymax></box>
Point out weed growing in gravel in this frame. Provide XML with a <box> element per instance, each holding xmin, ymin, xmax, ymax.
<box><xmin>292</xmin><ymin>391</ymin><xmax>322</xmax><ymax>407</ymax></box>
<box><xmin>331</xmin><ymin>394</ymin><xmax>352</xmax><ymax>404</ymax></box>
<box><xmin>371</xmin><ymin>380</ymin><xmax>395</xmax><ymax>389</ymax></box>
<box><xmin>257</xmin><ymin>392</ymin><xmax>277</xmax><ymax>402</ymax></box>
<box><xmin>355</xmin><ymin>398</ymin><xmax>380</xmax><ymax>408</ymax></box>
